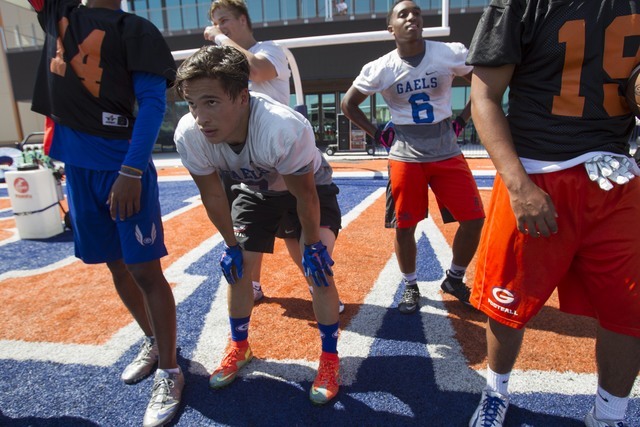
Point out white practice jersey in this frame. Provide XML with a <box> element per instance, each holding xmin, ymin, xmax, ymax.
<box><xmin>249</xmin><ymin>41</ymin><xmax>291</xmax><ymax>105</ymax></box>
<box><xmin>174</xmin><ymin>93</ymin><xmax>332</xmax><ymax>196</ymax></box>
<box><xmin>353</xmin><ymin>40</ymin><xmax>471</xmax><ymax>125</ymax></box>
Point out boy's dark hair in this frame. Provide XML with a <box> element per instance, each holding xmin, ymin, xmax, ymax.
<box><xmin>174</xmin><ymin>45</ymin><xmax>249</xmax><ymax>101</ymax></box>
<box><xmin>209</xmin><ymin>0</ymin><xmax>252</xmax><ymax>31</ymax></box>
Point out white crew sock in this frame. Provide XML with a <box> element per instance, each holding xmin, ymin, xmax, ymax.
<box><xmin>594</xmin><ymin>385</ymin><xmax>628</xmax><ymax>421</ymax></box>
<box><xmin>486</xmin><ymin>366</ymin><xmax>510</xmax><ymax>396</ymax></box>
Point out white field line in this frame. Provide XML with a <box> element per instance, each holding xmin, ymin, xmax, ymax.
<box><xmin>2</xmin><ymin>177</ymin><xmax>637</xmax><ymax>397</ymax></box>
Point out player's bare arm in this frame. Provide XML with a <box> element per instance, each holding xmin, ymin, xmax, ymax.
<box><xmin>213</xmin><ymin>38</ymin><xmax>277</xmax><ymax>83</ymax></box>
<box><xmin>245</xmin><ymin>53</ymin><xmax>278</xmax><ymax>83</ymax></box>
<box><xmin>471</xmin><ymin>65</ymin><xmax>558</xmax><ymax>238</ymax></box>
<box><xmin>341</xmin><ymin>86</ymin><xmax>378</xmax><ymax>138</ymax></box>
<box><xmin>203</xmin><ymin>25</ymin><xmax>277</xmax><ymax>83</ymax></box>
<box><xmin>191</xmin><ymin>171</ymin><xmax>237</xmax><ymax>246</ymax></box>
<box><xmin>282</xmin><ymin>170</ymin><xmax>321</xmax><ymax>245</ymax></box>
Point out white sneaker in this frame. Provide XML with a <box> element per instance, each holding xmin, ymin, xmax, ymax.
<box><xmin>121</xmin><ymin>336</ymin><xmax>158</xmax><ymax>384</ymax></box>
<box><xmin>308</xmin><ymin>285</ymin><xmax>345</xmax><ymax>314</ymax></box>
<box><xmin>469</xmin><ymin>388</ymin><xmax>509</xmax><ymax>427</ymax></box>
<box><xmin>584</xmin><ymin>406</ymin><xmax>627</xmax><ymax>427</ymax></box>
<box><xmin>252</xmin><ymin>282</ymin><xmax>264</xmax><ymax>302</ymax></box>
<box><xmin>143</xmin><ymin>368</ymin><xmax>184</xmax><ymax>427</ymax></box>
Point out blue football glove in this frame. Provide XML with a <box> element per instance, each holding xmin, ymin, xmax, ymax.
<box><xmin>375</xmin><ymin>122</ymin><xmax>395</xmax><ymax>152</ymax></box>
<box><xmin>302</xmin><ymin>241</ymin><xmax>334</xmax><ymax>287</ymax></box>
<box><xmin>452</xmin><ymin>116</ymin><xmax>466</xmax><ymax>137</ymax></box>
<box><xmin>220</xmin><ymin>243</ymin><xmax>243</xmax><ymax>284</ymax></box>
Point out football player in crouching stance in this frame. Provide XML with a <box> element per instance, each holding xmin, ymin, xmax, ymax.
<box><xmin>173</xmin><ymin>45</ymin><xmax>343</xmax><ymax>405</ymax></box>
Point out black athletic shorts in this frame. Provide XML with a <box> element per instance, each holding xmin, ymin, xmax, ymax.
<box><xmin>230</xmin><ymin>183</ymin><xmax>341</xmax><ymax>253</ymax></box>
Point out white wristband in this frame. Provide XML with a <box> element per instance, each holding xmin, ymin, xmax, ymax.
<box><xmin>214</xmin><ymin>34</ymin><xmax>229</xmax><ymax>46</ymax></box>
<box><xmin>118</xmin><ymin>170</ymin><xmax>142</xmax><ymax>179</ymax></box>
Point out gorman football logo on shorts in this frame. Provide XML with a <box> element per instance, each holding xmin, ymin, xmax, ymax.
<box><xmin>489</xmin><ymin>287</ymin><xmax>519</xmax><ymax>316</ymax></box>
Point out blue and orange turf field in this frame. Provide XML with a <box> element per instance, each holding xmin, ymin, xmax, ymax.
<box><xmin>0</xmin><ymin>157</ymin><xmax>638</xmax><ymax>426</ymax></box>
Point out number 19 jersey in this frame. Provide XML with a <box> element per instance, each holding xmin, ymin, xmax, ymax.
<box><xmin>467</xmin><ymin>0</ymin><xmax>640</xmax><ymax>161</ymax></box>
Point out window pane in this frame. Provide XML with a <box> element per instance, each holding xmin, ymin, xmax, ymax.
<box><xmin>360</xmin><ymin>96</ymin><xmax>372</xmax><ymax>121</ymax></box>
<box><xmin>165</xmin><ymin>0</ymin><xmax>181</xmax><ymax>31</ymax></box>
<box><xmin>450</xmin><ymin>86</ymin><xmax>467</xmax><ymax>116</ymax></box>
<box><xmin>301</xmin><ymin>0</ymin><xmax>316</xmax><ymax>19</ymax></box>
<box><xmin>354</xmin><ymin>0</ymin><xmax>370</xmax><ymax>14</ymax></box>
<box><xmin>321</xmin><ymin>93</ymin><xmax>337</xmax><ymax>143</ymax></box>
<box><xmin>281</xmin><ymin>0</ymin><xmax>298</xmax><ymax>20</ymax></box>
<box><xmin>318</xmin><ymin>0</ymin><xmax>327</xmax><ymax>18</ymax></box>
<box><xmin>417</xmin><ymin>0</ymin><xmax>441</xmax><ymax>12</ymax></box>
<box><xmin>246</xmin><ymin>0</ymin><xmax>264</xmax><ymax>23</ymax></box>
<box><xmin>178</xmin><ymin>0</ymin><xmax>199</xmax><ymax>32</ymax></box>
<box><xmin>264</xmin><ymin>1</ymin><xmax>281</xmax><ymax>22</ymax></box>
<box><xmin>147</xmin><ymin>0</ymin><xmax>164</xmax><ymax>31</ymax></box>
<box><xmin>133</xmin><ymin>0</ymin><xmax>147</xmax><ymax>17</ymax></box>
<box><xmin>306</xmin><ymin>94</ymin><xmax>320</xmax><ymax>142</ymax></box>
<box><xmin>374</xmin><ymin>0</ymin><xmax>392</xmax><ymax>13</ymax></box>
<box><xmin>374</xmin><ymin>93</ymin><xmax>389</xmax><ymax>127</ymax></box>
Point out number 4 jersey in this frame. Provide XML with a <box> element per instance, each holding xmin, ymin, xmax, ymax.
<box><xmin>30</xmin><ymin>0</ymin><xmax>176</xmax><ymax>140</ymax></box>
<box><xmin>467</xmin><ymin>0</ymin><xmax>639</xmax><ymax>161</ymax></box>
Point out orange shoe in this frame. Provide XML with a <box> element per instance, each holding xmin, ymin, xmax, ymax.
<box><xmin>309</xmin><ymin>352</ymin><xmax>339</xmax><ymax>405</ymax></box>
<box><xmin>208</xmin><ymin>342</ymin><xmax>253</xmax><ymax>389</ymax></box>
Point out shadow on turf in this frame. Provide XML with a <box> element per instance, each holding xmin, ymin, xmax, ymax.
<box><xmin>172</xmin><ymin>355</ymin><xmax>586</xmax><ymax>427</ymax></box>
<box><xmin>168</xmin><ymin>299</ymin><xmax>589</xmax><ymax>427</ymax></box>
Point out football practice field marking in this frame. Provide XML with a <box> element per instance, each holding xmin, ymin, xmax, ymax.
<box><xmin>0</xmin><ymin>173</ymin><xmax>638</xmax><ymax>426</ymax></box>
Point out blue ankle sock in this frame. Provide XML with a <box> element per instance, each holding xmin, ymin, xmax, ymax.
<box><xmin>318</xmin><ymin>322</ymin><xmax>339</xmax><ymax>354</ymax></box>
<box><xmin>230</xmin><ymin>316</ymin><xmax>250</xmax><ymax>342</ymax></box>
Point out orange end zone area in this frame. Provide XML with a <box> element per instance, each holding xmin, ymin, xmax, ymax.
<box><xmin>0</xmin><ymin>202</ymin><xmax>216</xmax><ymax>345</ymax></box>
<box><xmin>0</xmin><ymin>155</ymin><xmax>598</xmax><ymax>374</ymax></box>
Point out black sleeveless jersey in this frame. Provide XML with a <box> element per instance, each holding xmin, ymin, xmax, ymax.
<box><xmin>31</xmin><ymin>0</ymin><xmax>176</xmax><ymax>139</ymax></box>
<box><xmin>467</xmin><ymin>0</ymin><xmax>640</xmax><ymax>161</ymax></box>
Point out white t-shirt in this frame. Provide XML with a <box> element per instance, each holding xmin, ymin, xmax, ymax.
<box><xmin>336</xmin><ymin>2</ymin><xmax>347</xmax><ymax>13</ymax></box>
<box><xmin>174</xmin><ymin>93</ymin><xmax>332</xmax><ymax>196</ymax></box>
<box><xmin>249</xmin><ymin>41</ymin><xmax>291</xmax><ymax>105</ymax></box>
<box><xmin>353</xmin><ymin>40</ymin><xmax>471</xmax><ymax>125</ymax></box>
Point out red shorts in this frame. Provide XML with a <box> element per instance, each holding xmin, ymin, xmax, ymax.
<box><xmin>471</xmin><ymin>165</ymin><xmax>640</xmax><ymax>337</ymax></box>
<box><xmin>385</xmin><ymin>155</ymin><xmax>485</xmax><ymax>228</ymax></box>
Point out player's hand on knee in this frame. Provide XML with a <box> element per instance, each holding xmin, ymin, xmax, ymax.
<box><xmin>220</xmin><ymin>243</ymin><xmax>243</xmax><ymax>284</ymax></box>
<box><xmin>302</xmin><ymin>241</ymin><xmax>334</xmax><ymax>287</ymax></box>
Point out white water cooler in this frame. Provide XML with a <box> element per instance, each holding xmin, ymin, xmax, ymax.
<box><xmin>5</xmin><ymin>167</ymin><xmax>64</xmax><ymax>239</ymax></box>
